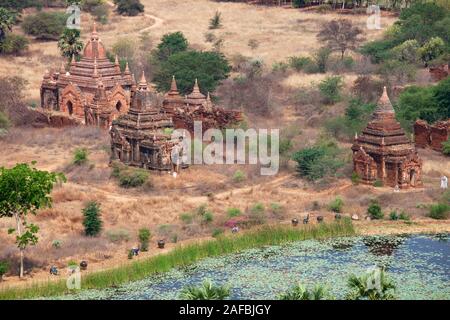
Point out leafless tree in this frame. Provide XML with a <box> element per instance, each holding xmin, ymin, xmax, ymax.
<box><xmin>317</xmin><ymin>19</ymin><xmax>364</xmax><ymax>60</ymax></box>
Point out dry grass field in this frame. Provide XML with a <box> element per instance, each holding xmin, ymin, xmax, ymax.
<box><xmin>0</xmin><ymin>0</ymin><xmax>396</xmax><ymax>101</ymax></box>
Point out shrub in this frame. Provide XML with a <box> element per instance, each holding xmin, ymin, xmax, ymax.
<box><xmin>180</xmin><ymin>212</ymin><xmax>194</xmax><ymax>224</ymax></box>
<box><xmin>115</xmin><ymin>0</ymin><xmax>144</xmax><ymax>16</ymax></box>
<box><xmin>212</xmin><ymin>228</ymin><xmax>224</xmax><ymax>238</ymax></box>
<box><xmin>21</xmin><ymin>12</ymin><xmax>67</xmax><ymax>40</ymax></box>
<box><xmin>52</xmin><ymin>239</ymin><xmax>62</xmax><ymax>249</ymax></box>
<box><xmin>82</xmin><ymin>0</ymin><xmax>105</xmax><ymax>12</ymax></box>
<box><xmin>373</xmin><ymin>180</ymin><xmax>383</xmax><ymax>187</ymax></box>
<box><xmin>82</xmin><ymin>201</ymin><xmax>102</xmax><ymax>236</ymax></box>
<box><xmin>0</xmin><ymin>111</ymin><xmax>10</xmax><ymax>130</ymax></box>
<box><xmin>291</xmin><ymin>139</ymin><xmax>345</xmax><ymax>182</ymax></box>
<box><xmin>0</xmin><ymin>261</ymin><xmax>8</xmax><ymax>280</ymax></box>
<box><xmin>73</xmin><ymin>148</ymin><xmax>88</xmax><ymax>165</ymax></box>
<box><xmin>288</xmin><ymin>56</ymin><xmax>313</xmax><ymax>71</ymax></box>
<box><xmin>202</xmin><ymin>211</ymin><xmax>214</xmax><ymax>224</ymax></box>
<box><xmin>351</xmin><ymin>172</ymin><xmax>361</xmax><ymax>185</ymax></box>
<box><xmin>367</xmin><ymin>201</ymin><xmax>384</xmax><ymax>220</ymax></box>
<box><xmin>272</xmin><ymin>61</ymin><xmax>289</xmax><ymax>73</ymax></box>
<box><xmin>106</xmin><ymin>228</ymin><xmax>131</xmax><ymax>243</ymax></box>
<box><xmin>428</xmin><ymin>203</ymin><xmax>450</xmax><ymax>220</ymax></box>
<box><xmin>328</xmin><ymin>197</ymin><xmax>344</xmax><ymax>213</ymax></box>
<box><xmin>442</xmin><ymin>137</ymin><xmax>450</xmax><ymax>156</ymax></box>
<box><xmin>248</xmin><ymin>203</ymin><xmax>266</xmax><ymax>224</ymax></box>
<box><xmin>196</xmin><ymin>204</ymin><xmax>208</xmax><ymax>216</ymax></box>
<box><xmin>138</xmin><ymin>228</ymin><xmax>151</xmax><ymax>251</ymax></box>
<box><xmin>112</xmin><ymin>161</ymin><xmax>149</xmax><ymax>188</ymax></box>
<box><xmin>318</xmin><ymin>76</ymin><xmax>343</xmax><ymax>104</ymax></box>
<box><xmin>209</xmin><ymin>10</ymin><xmax>222</xmax><ymax>29</ymax></box>
<box><xmin>232</xmin><ymin>170</ymin><xmax>246</xmax><ymax>183</ymax></box>
<box><xmin>0</xmin><ymin>33</ymin><xmax>29</xmax><ymax>55</ymax></box>
<box><xmin>399</xmin><ymin>211</ymin><xmax>410</xmax><ymax>221</ymax></box>
<box><xmin>270</xmin><ymin>203</ymin><xmax>283</xmax><ymax>216</ymax></box>
<box><xmin>389</xmin><ymin>211</ymin><xmax>399</xmax><ymax>221</ymax></box>
<box><xmin>227</xmin><ymin>207</ymin><xmax>242</xmax><ymax>218</ymax></box>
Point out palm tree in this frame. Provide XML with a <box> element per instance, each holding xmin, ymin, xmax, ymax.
<box><xmin>346</xmin><ymin>268</ymin><xmax>396</xmax><ymax>300</ymax></box>
<box><xmin>179</xmin><ymin>279</ymin><xmax>231</xmax><ymax>300</ymax></box>
<box><xmin>0</xmin><ymin>8</ymin><xmax>15</xmax><ymax>43</ymax></box>
<box><xmin>279</xmin><ymin>283</ymin><xmax>331</xmax><ymax>300</ymax></box>
<box><xmin>57</xmin><ymin>28</ymin><xmax>83</xmax><ymax>62</ymax></box>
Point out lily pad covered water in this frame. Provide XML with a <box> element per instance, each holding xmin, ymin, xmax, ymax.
<box><xmin>61</xmin><ymin>234</ymin><xmax>449</xmax><ymax>300</ymax></box>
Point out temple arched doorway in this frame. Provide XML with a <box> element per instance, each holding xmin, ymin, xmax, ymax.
<box><xmin>116</xmin><ymin>101</ymin><xmax>122</xmax><ymax>112</ymax></box>
<box><xmin>410</xmin><ymin>169</ymin><xmax>417</xmax><ymax>186</ymax></box>
<box><xmin>67</xmin><ymin>101</ymin><xmax>73</xmax><ymax>115</ymax></box>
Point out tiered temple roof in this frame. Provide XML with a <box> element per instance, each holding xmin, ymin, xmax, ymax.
<box><xmin>352</xmin><ymin>87</ymin><xmax>414</xmax><ymax>160</ymax></box>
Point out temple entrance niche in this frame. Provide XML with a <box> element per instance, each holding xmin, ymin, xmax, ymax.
<box><xmin>116</xmin><ymin>101</ymin><xmax>122</xmax><ymax>112</ymax></box>
<box><xmin>410</xmin><ymin>169</ymin><xmax>417</xmax><ymax>186</ymax></box>
<box><xmin>67</xmin><ymin>101</ymin><xmax>74</xmax><ymax>115</ymax></box>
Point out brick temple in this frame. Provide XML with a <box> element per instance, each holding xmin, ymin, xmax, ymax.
<box><xmin>414</xmin><ymin>119</ymin><xmax>450</xmax><ymax>153</ymax></box>
<box><xmin>41</xmin><ymin>23</ymin><xmax>135</xmax><ymax>128</ymax></box>
<box><xmin>110</xmin><ymin>73</ymin><xmax>183</xmax><ymax>171</ymax></box>
<box><xmin>41</xmin><ymin>23</ymin><xmax>242</xmax><ymax>132</ymax></box>
<box><xmin>352</xmin><ymin>87</ymin><xmax>423</xmax><ymax>188</ymax></box>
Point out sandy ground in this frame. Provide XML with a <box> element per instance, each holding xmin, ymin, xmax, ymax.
<box><xmin>0</xmin><ymin>0</ymin><xmax>395</xmax><ymax>101</ymax></box>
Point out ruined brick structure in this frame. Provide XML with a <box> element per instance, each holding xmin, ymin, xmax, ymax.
<box><xmin>40</xmin><ymin>23</ymin><xmax>135</xmax><ymax>127</ymax></box>
<box><xmin>352</xmin><ymin>87</ymin><xmax>423</xmax><ymax>188</ymax></box>
<box><xmin>414</xmin><ymin>119</ymin><xmax>450</xmax><ymax>152</ymax></box>
<box><xmin>429</xmin><ymin>64</ymin><xmax>449</xmax><ymax>82</ymax></box>
<box><xmin>163</xmin><ymin>77</ymin><xmax>243</xmax><ymax>133</ymax></box>
<box><xmin>110</xmin><ymin>74</ymin><xmax>183</xmax><ymax>171</ymax></box>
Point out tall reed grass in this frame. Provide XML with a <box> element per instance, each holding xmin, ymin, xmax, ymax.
<box><xmin>0</xmin><ymin>219</ymin><xmax>355</xmax><ymax>300</ymax></box>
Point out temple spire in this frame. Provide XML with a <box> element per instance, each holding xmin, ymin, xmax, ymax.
<box><xmin>193</xmin><ymin>78</ymin><xmax>200</xmax><ymax>93</ymax></box>
<box><xmin>124</xmin><ymin>61</ymin><xmax>131</xmax><ymax>75</ymax></box>
<box><xmin>376</xmin><ymin>86</ymin><xmax>394</xmax><ymax>113</ymax></box>
<box><xmin>138</xmin><ymin>70</ymin><xmax>148</xmax><ymax>91</ymax></box>
<box><xmin>60</xmin><ymin>62</ymin><xmax>66</xmax><ymax>74</ymax></box>
<box><xmin>170</xmin><ymin>75</ymin><xmax>178</xmax><ymax>92</ymax></box>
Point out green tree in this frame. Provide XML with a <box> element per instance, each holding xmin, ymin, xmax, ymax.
<box><xmin>155</xmin><ymin>32</ymin><xmax>188</xmax><ymax>61</ymax></box>
<box><xmin>154</xmin><ymin>50</ymin><xmax>231</xmax><ymax>95</ymax></box>
<box><xmin>115</xmin><ymin>0</ymin><xmax>144</xmax><ymax>16</ymax></box>
<box><xmin>0</xmin><ymin>8</ymin><xmax>15</xmax><ymax>43</ymax></box>
<box><xmin>433</xmin><ymin>76</ymin><xmax>450</xmax><ymax>120</ymax></box>
<box><xmin>58</xmin><ymin>28</ymin><xmax>83</xmax><ymax>62</ymax></box>
<box><xmin>318</xmin><ymin>76</ymin><xmax>343</xmax><ymax>104</ymax></box>
<box><xmin>314</xmin><ymin>47</ymin><xmax>331</xmax><ymax>73</ymax></box>
<box><xmin>21</xmin><ymin>12</ymin><xmax>67</xmax><ymax>40</ymax></box>
<box><xmin>347</xmin><ymin>268</ymin><xmax>396</xmax><ymax>300</ymax></box>
<box><xmin>279</xmin><ymin>283</ymin><xmax>330</xmax><ymax>300</ymax></box>
<box><xmin>396</xmin><ymin>85</ymin><xmax>438</xmax><ymax>128</ymax></box>
<box><xmin>0</xmin><ymin>163</ymin><xmax>65</xmax><ymax>278</ymax></box>
<box><xmin>419</xmin><ymin>37</ymin><xmax>446</xmax><ymax>66</ymax></box>
<box><xmin>317</xmin><ymin>19</ymin><xmax>363</xmax><ymax>60</ymax></box>
<box><xmin>391</xmin><ymin>39</ymin><xmax>420</xmax><ymax>64</ymax></box>
<box><xmin>180</xmin><ymin>279</ymin><xmax>230</xmax><ymax>300</ymax></box>
<box><xmin>82</xmin><ymin>201</ymin><xmax>102</xmax><ymax>236</ymax></box>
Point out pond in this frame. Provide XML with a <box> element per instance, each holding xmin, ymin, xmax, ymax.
<box><xmin>61</xmin><ymin>233</ymin><xmax>450</xmax><ymax>300</ymax></box>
